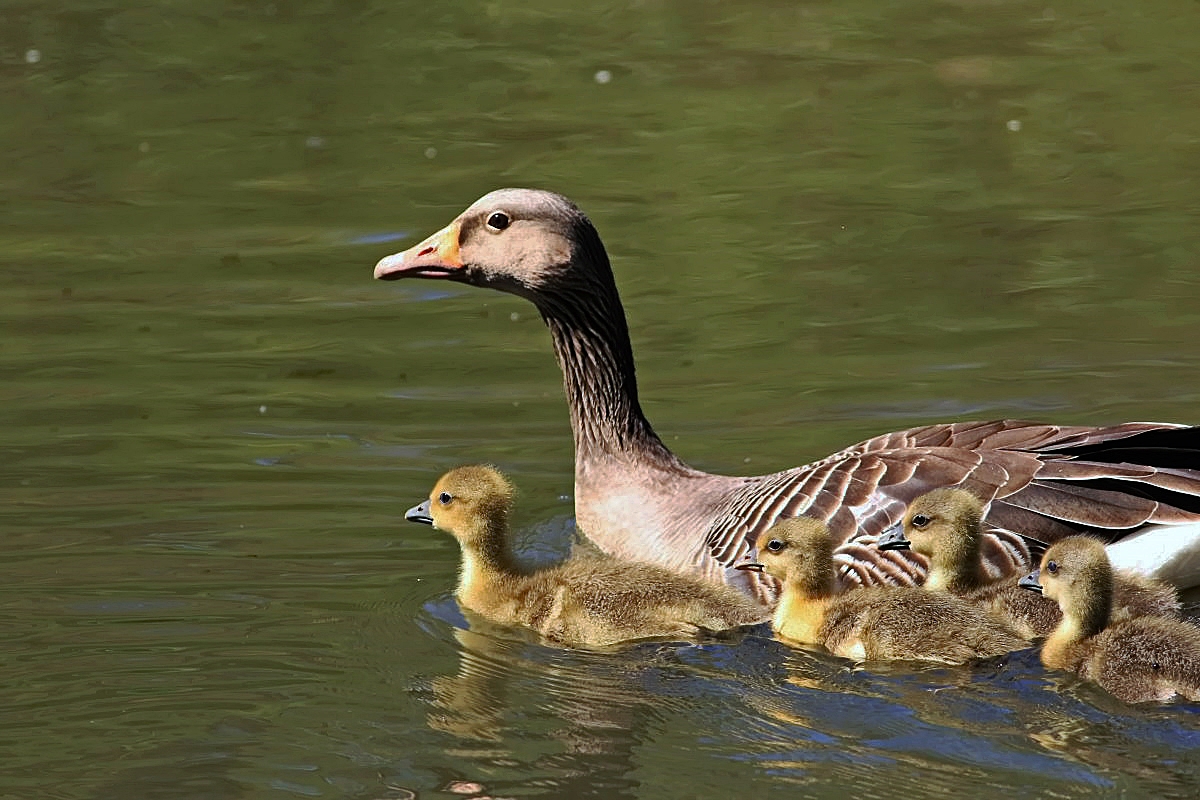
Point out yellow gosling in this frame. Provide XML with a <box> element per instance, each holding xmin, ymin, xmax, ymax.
<box><xmin>1020</xmin><ymin>536</ymin><xmax>1200</xmax><ymax>704</ymax></box>
<box><xmin>881</xmin><ymin>488</ymin><xmax>1180</xmax><ymax>638</ymax></box>
<box><xmin>738</xmin><ymin>517</ymin><xmax>1026</xmax><ymax>664</ymax></box>
<box><xmin>407</xmin><ymin>465</ymin><xmax>768</xmax><ymax>648</ymax></box>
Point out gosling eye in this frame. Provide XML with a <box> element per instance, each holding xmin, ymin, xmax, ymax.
<box><xmin>910</xmin><ymin>514</ymin><xmax>930</xmax><ymax>529</ymax></box>
<box><xmin>438</xmin><ymin>492</ymin><xmax>453</xmax><ymax>505</ymax></box>
<box><xmin>765</xmin><ymin>539</ymin><xmax>784</xmax><ymax>553</ymax></box>
<box><xmin>1046</xmin><ymin>560</ymin><xmax>1058</xmax><ymax>575</ymax></box>
<box><xmin>485</xmin><ymin>211</ymin><xmax>511</xmax><ymax>232</ymax></box>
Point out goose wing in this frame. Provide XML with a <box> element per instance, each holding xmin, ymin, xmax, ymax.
<box><xmin>707</xmin><ymin>421</ymin><xmax>1200</xmax><ymax>588</ymax></box>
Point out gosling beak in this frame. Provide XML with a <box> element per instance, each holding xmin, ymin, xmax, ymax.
<box><xmin>876</xmin><ymin>524</ymin><xmax>911</xmax><ymax>551</ymax></box>
<box><xmin>736</xmin><ymin>562</ymin><xmax>764</xmax><ymax>573</ymax></box>
<box><xmin>405</xmin><ymin>499</ymin><xmax>433</xmax><ymax>525</ymax></box>
<box><xmin>1018</xmin><ymin>569</ymin><xmax>1042</xmax><ymax>594</ymax></box>
<box><xmin>374</xmin><ymin>220</ymin><xmax>465</xmax><ymax>280</ymax></box>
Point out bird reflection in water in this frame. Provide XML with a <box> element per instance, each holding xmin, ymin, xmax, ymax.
<box><xmin>422</xmin><ymin>618</ymin><xmax>769</xmax><ymax>798</ymax></box>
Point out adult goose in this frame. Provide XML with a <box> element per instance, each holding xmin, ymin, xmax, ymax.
<box><xmin>373</xmin><ymin>188</ymin><xmax>1200</xmax><ymax>601</ymax></box>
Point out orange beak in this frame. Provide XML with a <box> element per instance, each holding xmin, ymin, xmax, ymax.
<box><xmin>373</xmin><ymin>220</ymin><xmax>464</xmax><ymax>280</ymax></box>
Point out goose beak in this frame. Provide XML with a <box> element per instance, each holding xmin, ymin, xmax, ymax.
<box><xmin>876</xmin><ymin>524</ymin><xmax>910</xmax><ymax>551</ymax></box>
<box><xmin>1018</xmin><ymin>569</ymin><xmax>1042</xmax><ymax>594</ymax></box>
<box><xmin>405</xmin><ymin>499</ymin><xmax>434</xmax><ymax>525</ymax></box>
<box><xmin>374</xmin><ymin>220</ymin><xmax>464</xmax><ymax>280</ymax></box>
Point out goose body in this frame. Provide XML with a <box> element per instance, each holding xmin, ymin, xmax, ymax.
<box><xmin>374</xmin><ymin>188</ymin><xmax>1200</xmax><ymax>601</ymax></box>
<box><xmin>880</xmin><ymin>488</ymin><xmax>1180</xmax><ymax>638</ymax></box>
<box><xmin>1020</xmin><ymin>537</ymin><xmax>1200</xmax><ymax>704</ymax></box>
<box><xmin>739</xmin><ymin>517</ymin><xmax>1026</xmax><ymax>663</ymax></box>
<box><xmin>407</xmin><ymin>465</ymin><xmax>768</xmax><ymax>648</ymax></box>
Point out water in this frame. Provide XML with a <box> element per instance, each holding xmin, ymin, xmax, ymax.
<box><xmin>4</xmin><ymin>1</ymin><xmax>1200</xmax><ymax>797</ymax></box>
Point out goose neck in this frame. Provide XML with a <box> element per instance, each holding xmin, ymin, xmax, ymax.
<box><xmin>538</xmin><ymin>288</ymin><xmax>687</xmax><ymax>473</ymax></box>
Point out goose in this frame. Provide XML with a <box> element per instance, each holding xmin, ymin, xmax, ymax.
<box><xmin>374</xmin><ymin>188</ymin><xmax>1200</xmax><ymax>601</ymax></box>
<box><xmin>1019</xmin><ymin>537</ymin><xmax>1200</xmax><ymax>703</ymax></box>
<box><xmin>407</xmin><ymin>465</ymin><xmax>768</xmax><ymax>648</ymax></box>
<box><xmin>737</xmin><ymin>517</ymin><xmax>1026</xmax><ymax>663</ymax></box>
<box><xmin>878</xmin><ymin>488</ymin><xmax>1180</xmax><ymax>638</ymax></box>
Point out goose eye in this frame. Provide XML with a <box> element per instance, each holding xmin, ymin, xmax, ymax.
<box><xmin>438</xmin><ymin>492</ymin><xmax>453</xmax><ymax>505</ymax></box>
<box><xmin>765</xmin><ymin>539</ymin><xmax>784</xmax><ymax>553</ymax></box>
<box><xmin>485</xmin><ymin>211</ymin><xmax>511</xmax><ymax>232</ymax></box>
<box><xmin>911</xmin><ymin>514</ymin><xmax>930</xmax><ymax>529</ymax></box>
<box><xmin>1046</xmin><ymin>560</ymin><xmax>1058</xmax><ymax>574</ymax></box>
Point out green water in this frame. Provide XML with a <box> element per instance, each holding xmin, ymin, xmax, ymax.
<box><xmin>4</xmin><ymin>1</ymin><xmax>1200</xmax><ymax>797</ymax></box>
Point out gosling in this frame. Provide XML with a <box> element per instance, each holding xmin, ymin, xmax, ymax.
<box><xmin>737</xmin><ymin>517</ymin><xmax>1026</xmax><ymax>664</ymax></box>
<box><xmin>879</xmin><ymin>488</ymin><xmax>1179</xmax><ymax>638</ymax></box>
<box><xmin>1020</xmin><ymin>536</ymin><xmax>1200</xmax><ymax>704</ymax></box>
<box><xmin>406</xmin><ymin>465</ymin><xmax>768</xmax><ymax>648</ymax></box>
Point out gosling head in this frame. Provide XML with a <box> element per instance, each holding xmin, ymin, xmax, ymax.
<box><xmin>736</xmin><ymin>517</ymin><xmax>835</xmax><ymax>597</ymax></box>
<box><xmin>879</xmin><ymin>488</ymin><xmax>985</xmax><ymax>590</ymax></box>
<box><xmin>406</xmin><ymin>465</ymin><xmax>516</xmax><ymax>550</ymax></box>
<box><xmin>1019</xmin><ymin>536</ymin><xmax>1113</xmax><ymax>626</ymax></box>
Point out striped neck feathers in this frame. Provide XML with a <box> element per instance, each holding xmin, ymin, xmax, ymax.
<box><xmin>533</xmin><ymin>226</ymin><xmax>688</xmax><ymax>473</ymax></box>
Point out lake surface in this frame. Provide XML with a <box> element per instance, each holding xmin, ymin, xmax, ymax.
<box><xmin>4</xmin><ymin>1</ymin><xmax>1200</xmax><ymax>797</ymax></box>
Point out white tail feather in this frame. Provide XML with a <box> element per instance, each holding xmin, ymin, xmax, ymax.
<box><xmin>1105</xmin><ymin>523</ymin><xmax>1200</xmax><ymax>588</ymax></box>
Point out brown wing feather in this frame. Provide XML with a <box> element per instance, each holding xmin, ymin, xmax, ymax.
<box><xmin>1002</xmin><ymin>482</ymin><xmax>1157</xmax><ymax>528</ymax></box>
<box><xmin>707</xmin><ymin>420</ymin><xmax>1200</xmax><ymax>590</ymax></box>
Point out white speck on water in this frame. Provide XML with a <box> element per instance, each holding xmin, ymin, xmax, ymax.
<box><xmin>305</xmin><ymin>135</ymin><xmax>325</xmax><ymax>149</ymax></box>
<box><xmin>138</xmin><ymin>141</ymin><xmax>150</xmax><ymax>153</ymax></box>
<box><xmin>558</xmin><ymin>494</ymin><xmax>571</xmax><ymax>502</ymax></box>
<box><xmin>1007</xmin><ymin>119</ymin><xmax>1022</xmax><ymax>132</ymax></box>
<box><xmin>446</xmin><ymin>782</ymin><xmax>485</xmax><ymax>795</ymax></box>
<box><xmin>743</xmin><ymin>457</ymin><xmax>752</xmax><ymax>464</ymax></box>
<box><xmin>424</xmin><ymin>147</ymin><xmax>437</xmax><ymax>159</ymax></box>
<box><xmin>259</xmin><ymin>405</ymin><xmax>267</xmax><ymax>414</ymax></box>
<box><xmin>509</xmin><ymin>311</ymin><xmax>520</xmax><ymax>322</ymax></box>
<box><xmin>594</xmin><ymin>69</ymin><xmax>612</xmax><ymax>84</ymax></box>
<box><xmin>25</xmin><ymin>49</ymin><xmax>41</xmax><ymax>64</ymax></box>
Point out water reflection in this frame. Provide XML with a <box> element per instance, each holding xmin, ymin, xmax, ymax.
<box><xmin>421</xmin><ymin>608</ymin><xmax>678</xmax><ymax>798</ymax></box>
<box><xmin>418</xmin><ymin>595</ymin><xmax>1200</xmax><ymax>798</ymax></box>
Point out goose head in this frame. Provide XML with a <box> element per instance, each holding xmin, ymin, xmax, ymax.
<box><xmin>737</xmin><ymin>517</ymin><xmax>836</xmax><ymax>598</ymax></box>
<box><xmin>374</xmin><ymin>188</ymin><xmax>607</xmax><ymax>305</ymax></box>
<box><xmin>406</xmin><ymin>464</ymin><xmax>515</xmax><ymax>550</ymax></box>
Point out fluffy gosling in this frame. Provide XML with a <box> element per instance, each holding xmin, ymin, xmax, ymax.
<box><xmin>407</xmin><ymin>465</ymin><xmax>768</xmax><ymax>648</ymax></box>
<box><xmin>738</xmin><ymin>517</ymin><xmax>1026</xmax><ymax>664</ymax></box>
<box><xmin>1020</xmin><ymin>536</ymin><xmax>1200</xmax><ymax>704</ymax></box>
<box><xmin>879</xmin><ymin>488</ymin><xmax>1179</xmax><ymax>638</ymax></box>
